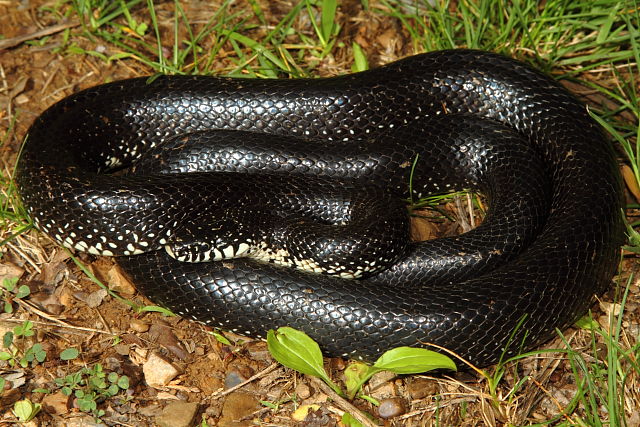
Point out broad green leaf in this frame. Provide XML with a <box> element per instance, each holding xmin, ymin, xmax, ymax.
<box><xmin>267</xmin><ymin>327</ymin><xmax>326</xmax><ymax>379</ymax></box>
<box><xmin>344</xmin><ymin>361</ymin><xmax>370</xmax><ymax>399</ymax></box>
<box><xmin>267</xmin><ymin>327</ymin><xmax>346</xmax><ymax>396</ymax></box>
<box><xmin>13</xmin><ymin>400</ymin><xmax>41</xmax><ymax>422</ymax></box>
<box><xmin>60</xmin><ymin>347</ymin><xmax>79</xmax><ymax>361</ymax></box>
<box><xmin>373</xmin><ymin>347</ymin><xmax>456</xmax><ymax>374</ymax></box>
<box><xmin>24</xmin><ymin>350</ymin><xmax>34</xmax><ymax>363</ymax></box>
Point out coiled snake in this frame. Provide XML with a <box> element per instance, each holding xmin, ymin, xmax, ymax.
<box><xmin>16</xmin><ymin>50</ymin><xmax>623</xmax><ymax>366</ymax></box>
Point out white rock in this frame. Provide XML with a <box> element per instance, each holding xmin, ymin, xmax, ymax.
<box><xmin>143</xmin><ymin>352</ymin><xmax>181</xmax><ymax>387</ymax></box>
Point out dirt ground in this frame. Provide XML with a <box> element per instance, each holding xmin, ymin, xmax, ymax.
<box><xmin>0</xmin><ymin>1</ymin><xmax>638</xmax><ymax>426</ymax></box>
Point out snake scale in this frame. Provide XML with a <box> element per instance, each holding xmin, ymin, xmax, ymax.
<box><xmin>16</xmin><ymin>49</ymin><xmax>623</xmax><ymax>366</ymax></box>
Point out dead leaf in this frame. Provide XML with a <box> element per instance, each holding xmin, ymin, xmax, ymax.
<box><xmin>410</xmin><ymin>216</ymin><xmax>437</xmax><ymax>242</ymax></box>
<box><xmin>149</xmin><ymin>322</ymin><xmax>188</xmax><ymax>360</ymax></box>
<box><xmin>107</xmin><ymin>264</ymin><xmax>136</xmax><ymax>295</ymax></box>
<box><xmin>74</xmin><ymin>288</ymin><xmax>108</xmax><ymax>308</ymax></box>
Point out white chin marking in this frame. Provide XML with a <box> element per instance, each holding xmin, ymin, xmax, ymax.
<box><xmin>222</xmin><ymin>246</ymin><xmax>235</xmax><ymax>258</ymax></box>
<box><xmin>237</xmin><ymin>243</ymin><xmax>250</xmax><ymax>256</ymax></box>
<box><xmin>164</xmin><ymin>245</ymin><xmax>175</xmax><ymax>258</ymax></box>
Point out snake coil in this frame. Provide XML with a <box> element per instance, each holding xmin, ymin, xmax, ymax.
<box><xmin>16</xmin><ymin>50</ymin><xmax>623</xmax><ymax>366</ymax></box>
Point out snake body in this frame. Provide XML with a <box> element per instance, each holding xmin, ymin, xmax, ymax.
<box><xmin>16</xmin><ymin>50</ymin><xmax>622</xmax><ymax>366</ymax></box>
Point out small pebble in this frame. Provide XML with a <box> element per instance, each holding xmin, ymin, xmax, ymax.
<box><xmin>143</xmin><ymin>352</ymin><xmax>181</xmax><ymax>387</ymax></box>
<box><xmin>218</xmin><ymin>392</ymin><xmax>259</xmax><ymax>426</ymax></box>
<box><xmin>64</xmin><ymin>415</ymin><xmax>105</xmax><ymax>427</ymax></box>
<box><xmin>224</xmin><ymin>370</ymin><xmax>247</xmax><ymax>389</ymax></box>
<box><xmin>130</xmin><ymin>319</ymin><xmax>150</xmax><ymax>333</ymax></box>
<box><xmin>15</xmin><ymin>94</ymin><xmax>29</xmax><ymax>105</ymax></box>
<box><xmin>107</xmin><ymin>264</ymin><xmax>137</xmax><ymax>295</ymax></box>
<box><xmin>378</xmin><ymin>397</ymin><xmax>407</xmax><ymax>419</ymax></box>
<box><xmin>114</xmin><ymin>343</ymin><xmax>131</xmax><ymax>356</ymax></box>
<box><xmin>149</xmin><ymin>323</ymin><xmax>188</xmax><ymax>360</ymax></box>
<box><xmin>368</xmin><ymin>370</ymin><xmax>397</xmax><ymax>399</ymax></box>
<box><xmin>224</xmin><ymin>365</ymin><xmax>254</xmax><ymax>389</ymax></box>
<box><xmin>245</xmin><ymin>341</ymin><xmax>271</xmax><ymax>361</ymax></box>
<box><xmin>102</xmin><ymin>356</ymin><xmax>122</xmax><ymax>371</ymax></box>
<box><xmin>41</xmin><ymin>391</ymin><xmax>71</xmax><ymax>415</ymax></box>
<box><xmin>205</xmin><ymin>403</ymin><xmax>222</xmax><ymax>419</ymax></box>
<box><xmin>368</xmin><ymin>370</ymin><xmax>397</xmax><ymax>390</ymax></box>
<box><xmin>45</xmin><ymin>303</ymin><xmax>65</xmax><ymax>315</ymax></box>
<box><xmin>294</xmin><ymin>382</ymin><xmax>311</xmax><ymax>399</ymax></box>
<box><xmin>406</xmin><ymin>378</ymin><xmax>438</xmax><ymax>399</ymax></box>
<box><xmin>155</xmin><ymin>401</ymin><xmax>199</xmax><ymax>427</ymax></box>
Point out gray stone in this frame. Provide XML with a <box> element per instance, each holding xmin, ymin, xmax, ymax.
<box><xmin>155</xmin><ymin>401</ymin><xmax>199</xmax><ymax>427</ymax></box>
<box><xmin>378</xmin><ymin>397</ymin><xmax>407</xmax><ymax>419</ymax></box>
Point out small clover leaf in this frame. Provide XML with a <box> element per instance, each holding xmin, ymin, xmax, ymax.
<box><xmin>60</xmin><ymin>347</ymin><xmax>80</xmax><ymax>361</ymax></box>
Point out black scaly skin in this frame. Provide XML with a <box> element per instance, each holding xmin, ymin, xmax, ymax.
<box><xmin>16</xmin><ymin>50</ymin><xmax>623</xmax><ymax>366</ymax></box>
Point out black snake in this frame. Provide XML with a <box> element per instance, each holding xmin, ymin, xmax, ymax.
<box><xmin>16</xmin><ymin>49</ymin><xmax>623</xmax><ymax>366</ymax></box>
